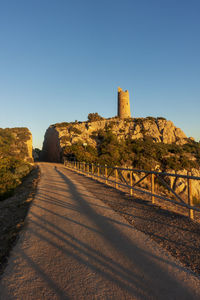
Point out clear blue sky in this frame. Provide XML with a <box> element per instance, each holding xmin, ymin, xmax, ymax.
<box><xmin>0</xmin><ymin>0</ymin><xmax>199</xmax><ymax>149</ymax></box>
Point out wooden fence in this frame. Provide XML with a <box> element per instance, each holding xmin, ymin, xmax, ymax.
<box><xmin>64</xmin><ymin>160</ymin><xmax>200</xmax><ymax>221</ymax></box>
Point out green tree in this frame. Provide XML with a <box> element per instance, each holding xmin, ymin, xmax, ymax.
<box><xmin>87</xmin><ymin>113</ymin><xmax>104</xmax><ymax>122</ymax></box>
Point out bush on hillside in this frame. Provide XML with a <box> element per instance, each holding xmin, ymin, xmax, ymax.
<box><xmin>0</xmin><ymin>157</ymin><xmax>32</xmax><ymax>200</ymax></box>
<box><xmin>62</xmin><ymin>126</ymin><xmax>200</xmax><ymax>171</ymax></box>
<box><xmin>68</xmin><ymin>126</ymin><xmax>82</xmax><ymax>134</ymax></box>
<box><xmin>0</xmin><ymin>128</ymin><xmax>32</xmax><ymax>200</ymax></box>
<box><xmin>87</xmin><ymin>113</ymin><xmax>104</xmax><ymax>122</ymax></box>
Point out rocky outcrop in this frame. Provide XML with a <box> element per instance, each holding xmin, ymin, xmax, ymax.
<box><xmin>42</xmin><ymin>117</ymin><xmax>189</xmax><ymax>162</ymax></box>
<box><xmin>0</xmin><ymin>127</ymin><xmax>33</xmax><ymax>163</ymax></box>
<box><xmin>41</xmin><ymin>117</ymin><xmax>200</xmax><ymax>200</ymax></box>
<box><xmin>168</xmin><ymin>168</ymin><xmax>200</xmax><ymax>202</ymax></box>
<box><xmin>41</xmin><ymin>127</ymin><xmax>62</xmax><ymax>162</ymax></box>
<box><xmin>123</xmin><ymin>166</ymin><xmax>200</xmax><ymax>204</ymax></box>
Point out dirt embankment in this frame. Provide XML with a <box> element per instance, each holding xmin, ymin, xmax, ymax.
<box><xmin>0</xmin><ymin>166</ymin><xmax>40</xmax><ymax>276</ymax></box>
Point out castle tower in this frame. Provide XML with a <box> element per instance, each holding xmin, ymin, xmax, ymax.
<box><xmin>117</xmin><ymin>87</ymin><xmax>131</xmax><ymax>118</ymax></box>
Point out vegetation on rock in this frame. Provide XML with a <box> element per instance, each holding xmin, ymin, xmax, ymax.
<box><xmin>42</xmin><ymin>116</ymin><xmax>200</xmax><ymax>202</ymax></box>
<box><xmin>0</xmin><ymin>128</ymin><xmax>33</xmax><ymax>200</ymax></box>
<box><xmin>41</xmin><ymin>117</ymin><xmax>200</xmax><ymax>171</ymax></box>
<box><xmin>63</xmin><ymin>129</ymin><xmax>200</xmax><ymax>171</ymax></box>
<box><xmin>87</xmin><ymin>112</ymin><xmax>104</xmax><ymax>122</ymax></box>
<box><xmin>68</xmin><ymin>126</ymin><xmax>82</xmax><ymax>134</ymax></box>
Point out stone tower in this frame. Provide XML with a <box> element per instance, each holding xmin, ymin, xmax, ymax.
<box><xmin>117</xmin><ymin>87</ymin><xmax>131</xmax><ymax>118</ymax></box>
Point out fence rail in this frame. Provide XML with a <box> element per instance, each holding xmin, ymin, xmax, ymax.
<box><xmin>64</xmin><ymin>160</ymin><xmax>200</xmax><ymax>220</ymax></box>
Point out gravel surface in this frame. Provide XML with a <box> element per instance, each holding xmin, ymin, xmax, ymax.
<box><xmin>1</xmin><ymin>163</ymin><xmax>200</xmax><ymax>299</ymax></box>
<box><xmin>68</xmin><ymin>169</ymin><xmax>200</xmax><ymax>277</ymax></box>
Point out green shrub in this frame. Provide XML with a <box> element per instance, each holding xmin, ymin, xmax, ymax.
<box><xmin>146</xmin><ymin>116</ymin><xmax>156</xmax><ymax>122</ymax></box>
<box><xmin>157</xmin><ymin>117</ymin><xmax>166</xmax><ymax>120</ymax></box>
<box><xmin>62</xmin><ymin>121</ymin><xmax>200</xmax><ymax>172</ymax></box>
<box><xmin>0</xmin><ymin>128</ymin><xmax>32</xmax><ymax>200</ymax></box>
<box><xmin>88</xmin><ymin>113</ymin><xmax>104</xmax><ymax>122</ymax></box>
<box><xmin>60</xmin><ymin>136</ymin><xmax>71</xmax><ymax>143</ymax></box>
<box><xmin>0</xmin><ymin>157</ymin><xmax>32</xmax><ymax>200</ymax></box>
<box><xmin>63</xmin><ymin>143</ymin><xmax>97</xmax><ymax>163</ymax></box>
<box><xmin>54</xmin><ymin>122</ymin><xmax>69</xmax><ymax>127</ymax></box>
<box><xmin>68</xmin><ymin>126</ymin><xmax>82</xmax><ymax>134</ymax></box>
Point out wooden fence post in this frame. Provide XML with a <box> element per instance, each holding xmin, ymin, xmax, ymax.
<box><xmin>188</xmin><ymin>172</ymin><xmax>194</xmax><ymax>220</ymax></box>
<box><xmin>115</xmin><ymin>167</ymin><xmax>118</xmax><ymax>189</ymax></box>
<box><xmin>91</xmin><ymin>163</ymin><xmax>94</xmax><ymax>178</ymax></box>
<box><xmin>130</xmin><ymin>171</ymin><xmax>133</xmax><ymax>196</ymax></box>
<box><xmin>87</xmin><ymin>163</ymin><xmax>89</xmax><ymax>175</ymax></box>
<box><xmin>105</xmin><ymin>164</ymin><xmax>108</xmax><ymax>184</ymax></box>
<box><xmin>97</xmin><ymin>164</ymin><xmax>100</xmax><ymax>178</ymax></box>
<box><xmin>151</xmin><ymin>173</ymin><xmax>155</xmax><ymax>204</ymax></box>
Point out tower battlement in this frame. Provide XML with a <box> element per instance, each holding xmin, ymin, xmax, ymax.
<box><xmin>117</xmin><ymin>87</ymin><xmax>131</xmax><ymax>118</ymax></box>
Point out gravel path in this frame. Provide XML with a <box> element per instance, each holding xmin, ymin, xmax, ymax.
<box><xmin>0</xmin><ymin>162</ymin><xmax>200</xmax><ymax>299</ymax></box>
<box><xmin>74</xmin><ymin>169</ymin><xmax>200</xmax><ymax>277</ymax></box>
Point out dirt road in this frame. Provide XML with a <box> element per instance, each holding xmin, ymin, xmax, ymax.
<box><xmin>0</xmin><ymin>162</ymin><xmax>200</xmax><ymax>299</ymax></box>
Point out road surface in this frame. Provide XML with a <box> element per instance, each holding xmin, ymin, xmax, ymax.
<box><xmin>0</xmin><ymin>162</ymin><xmax>200</xmax><ymax>299</ymax></box>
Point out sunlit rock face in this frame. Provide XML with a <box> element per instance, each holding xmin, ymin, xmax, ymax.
<box><xmin>41</xmin><ymin>117</ymin><xmax>200</xmax><ymax>200</ymax></box>
<box><xmin>41</xmin><ymin>117</ymin><xmax>189</xmax><ymax>163</ymax></box>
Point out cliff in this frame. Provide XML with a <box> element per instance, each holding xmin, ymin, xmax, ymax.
<box><xmin>42</xmin><ymin>117</ymin><xmax>200</xmax><ymax>201</ymax></box>
<box><xmin>42</xmin><ymin>117</ymin><xmax>189</xmax><ymax>162</ymax></box>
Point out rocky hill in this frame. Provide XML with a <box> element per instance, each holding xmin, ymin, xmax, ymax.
<box><xmin>42</xmin><ymin>117</ymin><xmax>200</xmax><ymax>202</ymax></box>
<box><xmin>42</xmin><ymin>117</ymin><xmax>190</xmax><ymax>162</ymax></box>
<box><xmin>42</xmin><ymin>117</ymin><xmax>194</xmax><ymax>162</ymax></box>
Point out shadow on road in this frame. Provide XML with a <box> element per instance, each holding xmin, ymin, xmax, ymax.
<box><xmin>28</xmin><ymin>165</ymin><xmax>194</xmax><ymax>298</ymax></box>
<box><xmin>1</xmin><ymin>163</ymin><xmax>198</xmax><ymax>299</ymax></box>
